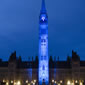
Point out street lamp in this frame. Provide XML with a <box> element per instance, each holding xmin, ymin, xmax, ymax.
<box><xmin>75</xmin><ymin>80</ymin><xmax>78</xmax><ymax>83</ymax></box>
<box><xmin>31</xmin><ymin>81</ymin><xmax>33</xmax><ymax>83</ymax></box>
<box><xmin>71</xmin><ymin>83</ymin><xmax>74</xmax><ymax>85</ymax></box>
<box><xmin>52</xmin><ymin>80</ymin><xmax>54</xmax><ymax>83</ymax></box>
<box><xmin>58</xmin><ymin>83</ymin><xmax>60</xmax><ymax>85</ymax></box>
<box><xmin>11</xmin><ymin>80</ymin><xmax>13</xmax><ymax>83</ymax></box>
<box><xmin>6</xmin><ymin>82</ymin><xmax>9</xmax><ymax>85</ymax></box>
<box><xmin>60</xmin><ymin>80</ymin><xmax>62</xmax><ymax>83</ymax></box>
<box><xmin>55</xmin><ymin>81</ymin><xmax>57</xmax><ymax>84</ymax></box>
<box><xmin>26</xmin><ymin>80</ymin><xmax>28</xmax><ymax>83</ymax></box>
<box><xmin>3</xmin><ymin>80</ymin><xmax>5</xmax><ymax>83</ymax></box>
<box><xmin>17</xmin><ymin>81</ymin><xmax>21</xmax><ymax>85</ymax></box>
<box><xmin>14</xmin><ymin>82</ymin><xmax>16</xmax><ymax>85</ymax></box>
<box><xmin>80</xmin><ymin>82</ymin><xmax>83</xmax><ymax>85</ymax></box>
<box><xmin>33</xmin><ymin>82</ymin><xmax>35</xmax><ymax>85</ymax></box>
<box><xmin>34</xmin><ymin>80</ymin><xmax>36</xmax><ymax>83</ymax></box>
<box><xmin>67</xmin><ymin>80</ymin><xmax>71</xmax><ymax>85</ymax></box>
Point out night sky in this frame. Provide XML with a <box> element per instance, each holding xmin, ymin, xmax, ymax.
<box><xmin>0</xmin><ymin>0</ymin><xmax>85</xmax><ymax>61</ymax></box>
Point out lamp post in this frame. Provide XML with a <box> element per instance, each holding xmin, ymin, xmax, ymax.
<box><xmin>67</xmin><ymin>80</ymin><xmax>71</xmax><ymax>85</ymax></box>
<box><xmin>52</xmin><ymin>80</ymin><xmax>54</xmax><ymax>85</ymax></box>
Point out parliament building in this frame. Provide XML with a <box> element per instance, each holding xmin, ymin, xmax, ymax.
<box><xmin>0</xmin><ymin>0</ymin><xmax>85</xmax><ymax>85</ymax></box>
<box><xmin>0</xmin><ymin>51</ymin><xmax>85</xmax><ymax>85</ymax></box>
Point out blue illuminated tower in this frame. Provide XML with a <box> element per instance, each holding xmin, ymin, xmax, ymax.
<box><xmin>39</xmin><ymin>0</ymin><xmax>49</xmax><ymax>85</ymax></box>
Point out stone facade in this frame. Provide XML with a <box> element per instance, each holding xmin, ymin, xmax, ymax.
<box><xmin>0</xmin><ymin>51</ymin><xmax>85</xmax><ymax>85</ymax></box>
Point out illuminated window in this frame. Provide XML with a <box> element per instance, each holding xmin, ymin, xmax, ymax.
<box><xmin>41</xmin><ymin>39</ymin><xmax>46</xmax><ymax>42</ymax></box>
<box><xmin>43</xmin><ymin>65</ymin><xmax>45</xmax><ymax>70</ymax></box>
<box><xmin>41</xmin><ymin>39</ymin><xmax>43</xmax><ymax>42</ymax></box>
<box><xmin>41</xmin><ymin>56</ymin><xmax>43</xmax><ymax>60</ymax></box>
<box><xmin>41</xmin><ymin>29</ymin><xmax>47</xmax><ymax>34</ymax></box>
<box><xmin>44</xmin><ymin>56</ymin><xmax>46</xmax><ymax>60</ymax></box>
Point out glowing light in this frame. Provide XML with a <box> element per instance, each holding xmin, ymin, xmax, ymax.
<box><xmin>17</xmin><ymin>81</ymin><xmax>21</xmax><ymax>85</ymax></box>
<box><xmin>58</xmin><ymin>83</ymin><xmax>60</xmax><ymax>85</ymax></box>
<box><xmin>11</xmin><ymin>81</ymin><xmax>13</xmax><ymax>83</ymax></box>
<box><xmin>42</xmin><ymin>17</ymin><xmax>45</xmax><ymax>21</ymax></box>
<box><xmin>33</xmin><ymin>82</ymin><xmax>35</xmax><ymax>85</ymax></box>
<box><xmin>52</xmin><ymin>80</ymin><xmax>54</xmax><ymax>83</ymax></box>
<box><xmin>3</xmin><ymin>80</ymin><xmax>5</xmax><ymax>82</ymax></box>
<box><xmin>31</xmin><ymin>81</ymin><xmax>33</xmax><ymax>83</ymax></box>
<box><xmin>67</xmin><ymin>80</ymin><xmax>71</xmax><ymax>85</ymax></box>
<box><xmin>14</xmin><ymin>82</ymin><xmax>16</xmax><ymax>85</ymax></box>
<box><xmin>26</xmin><ymin>80</ymin><xmax>28</xmax><ymax>83</ymax></box>
<box><xmin>34</xmin><ymin>80</ymin><xmax>36</xmax><ymax>83</ymax></box>
<box><xmin>71</xmin><ymin>83</ymin><xmax>74</xmax><ymax>85</ymax></box>
<box><xmin>60</xmin><ymin>80</ymin><xmax>62</xmax><ymax>83</ymax></box>
<box><xmin>39</xmin><ymin>1</ymin><xmax>49</xmax><ymax>84</ymax></box>
<box><xmin>6</xmin><ymin>82</ymin><xmax>9</xmax><ymax>85</ymax></box>
<box><xmin>80</xmin><ymin>82</ymin><xmax>83</xmax><ymax>85</ymax></box>
<box><xmin>55</xmin><ymin>81</ymin><xmax>57</xmax><ymax>83</ymax></box>
<box><xmin>28</xmin><ymin>83</ymin><xmax>30</xmax><ymax>85</ymax></box>
<box><xmin>75</xmin><ymin>80</ymin><xmax>78</xmax><ymax>83</ymax></box>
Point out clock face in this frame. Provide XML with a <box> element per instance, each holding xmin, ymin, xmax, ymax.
<box><xmin>40</xmin><ymin>14</ymin><xmax>48</xmax><ymax>24</ymax></box>
<box><xmin>42</xmin><ymin>16</ymin><xmax>45</xmax><ymax>21</ymax></box>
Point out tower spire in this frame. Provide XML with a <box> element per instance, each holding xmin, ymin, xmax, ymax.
<box><xmin>39</xmin><ymin>0</ymin><xmax>49</xmax><ymax>85</ymax></box>
<box><xmin>41</xmin><ymin>0</ymin><xmax>46</xmax><ymax>12</ymax></box>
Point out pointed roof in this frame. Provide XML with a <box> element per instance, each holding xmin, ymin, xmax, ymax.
<box><xmin>9</xmin><ymin>51</ymin><xmax>17</xmax><ymax>62</ymax></box>
<box><xmin>41</xmin><ymin>0</ymin><xmax>46</xmax><ymax>13</ymax></box>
